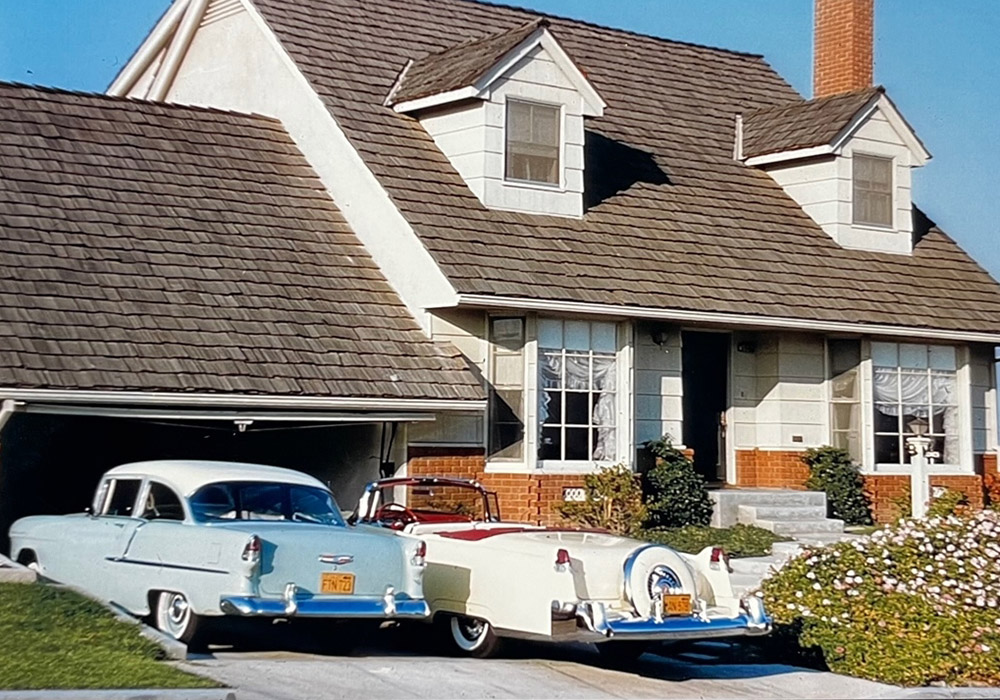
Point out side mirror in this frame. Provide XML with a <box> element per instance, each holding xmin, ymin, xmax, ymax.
<box><xmin>84</xmin><ymin>505</ymin><xmax>94</xmax><ymax>517</ymax></box>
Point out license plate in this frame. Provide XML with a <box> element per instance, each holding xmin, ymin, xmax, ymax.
<box><xmin>320</xmin><ymin>572</ymin><xmax>355</xmax><ymax>594</ymax></box>
<box><xmin>664</xmin><ymin>594</ymin><xmax>692</xmax><ymax>616</ymax></box>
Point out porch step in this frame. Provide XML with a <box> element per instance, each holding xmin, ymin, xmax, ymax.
<box><xmin>736</xmin><ymin>504</ymin><xmax>827</xmax><ymax>524</ymax></box>
<box><xmin>729</xmin><ymin>556</ymin><xmax>783</xmax><ymax>577</ymax></box>
<box><xmin>710</xmin><ymin>489</ymin><xmax>827</xmax><ymax>528</ymax></box>
<box><xmin>753</xmin><ymin>517</ymin><xmax>845</xmax><ymax>536</ymax></box>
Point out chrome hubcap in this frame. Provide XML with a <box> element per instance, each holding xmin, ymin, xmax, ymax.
<box><xmin>458</xmin><ymin>619</ymin><xmax>484</xmax><ymax>641</ymax></box>
<box><xmin>169</xmin><ymin>596</ymin><xmax>189</xmax><ymax>625</ymax></box>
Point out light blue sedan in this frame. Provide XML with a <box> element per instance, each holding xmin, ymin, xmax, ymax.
<box><xmin>8</xmin><ymin>460</ymin><xmax>428</xmax><ymax>647</ymax></box>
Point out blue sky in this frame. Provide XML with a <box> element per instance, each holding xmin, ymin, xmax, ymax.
<box><xmin>1</xmin><ymin>1</ymin><xmax>997</xmax><ymax>278</ymax></box>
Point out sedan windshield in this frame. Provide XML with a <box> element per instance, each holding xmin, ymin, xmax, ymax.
<box><xmin>190</xmin><ymin>481</ymin><xmax>344</xmax><ymax>526</ymax></box>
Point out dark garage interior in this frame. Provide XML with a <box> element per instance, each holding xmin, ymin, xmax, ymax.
<box><xmin>0</xmin><ymin>413</ymin><xmax>401</xmax><ymax>554</ymax></box>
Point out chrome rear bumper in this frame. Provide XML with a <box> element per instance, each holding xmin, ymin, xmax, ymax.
<box><xmin>577</xmin><ymin>597</ymin><xmax>771</xmax><ymax>642</ymax></box>
<box><xmin>220</xmin><ymin>585</ymin><xmax>429</xmax><ymax>619</ymax></box>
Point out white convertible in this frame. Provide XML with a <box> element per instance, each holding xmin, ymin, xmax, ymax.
<box><xmin>355</xmin><ymin>476</ymin><xmax>770</xmax><ymax>659</ymax></box>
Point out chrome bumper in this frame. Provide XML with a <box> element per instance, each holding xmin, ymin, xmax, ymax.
<box><xmin>220</xmin><ymin>585</ymin><xmax>429</xmax><ymax>619</ymax></box>
<box><xmin>577</xmin><ymin>597</ymin><xmax>771</xmax><ymax>642</ymax></box>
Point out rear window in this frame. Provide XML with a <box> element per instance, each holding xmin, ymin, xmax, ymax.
<box><xmin>189</xmin><ymin>481</ymin><xmax>344</xmax><ymax>526</ymax></box>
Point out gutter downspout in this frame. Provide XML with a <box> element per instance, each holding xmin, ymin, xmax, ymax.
<box><xmin>107</xmin><ymin>0</ymin><xmax>190</xmax><ymax>98</ymax></box>
<box><xmin>147</xmin><ymin>0</ymin><xmax>210</xmax><ymax>102</ymax></box>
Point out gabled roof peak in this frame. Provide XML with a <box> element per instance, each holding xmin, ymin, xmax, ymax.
<box><xmin>386</xmin><ymin>16</ymin><xmax>604</xmax><ymax>117</ymax></box>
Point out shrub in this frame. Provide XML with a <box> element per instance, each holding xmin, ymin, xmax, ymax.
<box><xmin>558</xmin><ymin>464</ymin><xmax>646</xmax><ymax>537</ymax></box>
<box><xmin>642</xmin><ymin>524</ymin><xmax>788</xmax><ymax>558</ymax></box>
<box><xmin>802</xmin><ymin>447</ymin><xmax>872</xmax><ymax>526</ymax></box>
<box><xmin>984</xmin><ymin>472</ymin><xmax>1000</xmax><ymax>511</ymax></box>
<box><xmin>762</xmin><ymin>511</ymin><xmax>1000</xmax><ymax>686</ymax></box>
<box><xmin>927</xmin><ymin>488</ymin><xmax>970</xmax><ymax>519</ymax></box>
<box><xmin>642</xmin><ymin>437</ymin><xmax>713</xmax><ymax>528</ymax></box>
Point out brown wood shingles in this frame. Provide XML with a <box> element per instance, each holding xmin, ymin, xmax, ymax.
<box><xmin>741</xmin><ymin>87</ymin><xmax>881</xmax><ymax>158</ymax></box>
<box><xmin>0</xmin><ymin>83</ymin><xmax>483</xmax><ymax>400</ymax></box>
<box><xmin>252</xmin><ymin>0</ymin><xmax>1000</xmax><ymax>334</ymax></box>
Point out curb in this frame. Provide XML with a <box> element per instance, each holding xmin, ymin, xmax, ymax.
<box><xmin>0</xmin><ymin>554</ymin><xmax>37</xmax><ymax>584</ymax></box>
<box><xmin>0</xmin><ymin>691</ymin><xmax>235</xmax><ymax>700</ymax></box>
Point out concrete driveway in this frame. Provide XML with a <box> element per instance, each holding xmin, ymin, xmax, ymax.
<box><xmin>178</xmin><ymin>623</ymin><xmax>999</xmax><ymax>700</ymax></box>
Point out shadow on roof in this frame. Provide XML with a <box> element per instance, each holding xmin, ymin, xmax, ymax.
<box><xmin>585</xmin><ymin>130</ymin><xmax>671</xmax><ymax>211</ymax></box>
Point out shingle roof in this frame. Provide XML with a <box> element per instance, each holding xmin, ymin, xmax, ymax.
<box><xmin>252</xmin><ymin>0</ymin><xmax>1000</xmax><ymax>336</ymax></box>
<box><xmin>742</xmin><ymin>87</ymin><xmax>882</xmax><ymax>159</ymax></box>
<box><xmin>0</xmin><ymin>83</ymin><xmax>484</xmax><ymax>401</ymax></box>
<box><xmin>390</xmin><ymin>19</ymin><xmax>546</xmax><ymax>105</ymax></box>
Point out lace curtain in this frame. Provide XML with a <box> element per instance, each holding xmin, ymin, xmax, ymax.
<box><xmin>539</xmin><ymin>353</ymin><xmax>616</xmax><ymax>461</ymax></box>
<box><xmin>873</xmin><ymin>368</ymin><xmax>958</xmax><ymax>464</ymax></box>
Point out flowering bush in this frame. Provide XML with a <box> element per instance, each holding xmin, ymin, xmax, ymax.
<box><xmin>762</xmin><ymin>510</ymin><xmax>1000</xmax><ymax>686</ymax></box>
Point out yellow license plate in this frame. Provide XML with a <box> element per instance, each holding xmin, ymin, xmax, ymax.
<box><xmin>320</xmin><ymin>572</ymin><xmax>355</xmax><ymax>594</ymax></box>
<box><xmin>664</xmin><ymin>594</ymin><xmax>692</xmax><ymax>616</ymax></box>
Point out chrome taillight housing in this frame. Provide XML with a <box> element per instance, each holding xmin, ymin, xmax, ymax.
<box><xmin>412</xmin><ymin>539</ymin><xmax>427</xmax><ymax>567</ymax></box>
<box><xmin>242</xmin><ymin>534</ymin><xmax>262</xmax><ymax>564</ymax></box>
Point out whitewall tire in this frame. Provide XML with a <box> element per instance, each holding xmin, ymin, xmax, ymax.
<box><xmin>155</xmin><ymin>591</ymin><xmax>205</xmax><ymax>647</ymax></box>
<box><xmin>449</xmin><ymin>615</ymin><xmax>501</xmax><ymax>658</ymax></box>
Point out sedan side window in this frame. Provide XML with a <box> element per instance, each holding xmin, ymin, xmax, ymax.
<box><xmin>140</xmin><ymin>482</ymin><xmax>185</xmax><ymax>521</ymax></box>
<box><xmin>104</xmin><ymin>479</ymin><xmax>142</xmax><ymax>517</ymax></box>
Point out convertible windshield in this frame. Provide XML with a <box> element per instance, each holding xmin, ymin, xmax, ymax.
<box><xmin>190</xmin><ymin>481</ymin><xmax>345</xmax><ymax>526</ymax></box>
<box><xmin>369</xmin><ymin>483</ymin><xmax>493</xmax><ymax>523</ymax></box>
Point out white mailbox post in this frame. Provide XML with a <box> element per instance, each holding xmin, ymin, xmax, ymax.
<box><xmin>905</xmin><ymin>417</ymin><xmax>937</xmax><ymax>519</ymax></box>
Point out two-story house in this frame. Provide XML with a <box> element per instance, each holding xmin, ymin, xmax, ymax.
<box><xmin>2</xmin><ymin>0</ymin><xmax>997</xmax><ymax>529</ymax></box>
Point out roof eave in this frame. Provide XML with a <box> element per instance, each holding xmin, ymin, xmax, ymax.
<box><xmin>450</xmin><ymin>294</ymin><xmax>1000</xmax><ymax>345</ymax></box>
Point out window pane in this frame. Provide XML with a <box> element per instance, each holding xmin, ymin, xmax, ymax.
<box><xmin>594</xmin><ymin>427</ymin><xmax>616</xmax><ymax>461</ymax></box>
<box><xmin>875</xmin><ymin>434</ymin><xmax>901</xmax><ymax>465</ymax></box>
<box><xmin>540</xmin><ymin>426</ymin><xmax>562</xmax><ymax>460</ymax></box>
<box><xmin>874</xmin><ymin>404</ymin><xmax>899</xmax><ymax>433</ymax></box>
<box><xmin>871</xmin><ymin>342</ymin><xmax>898</xmax><ymax>368</ymax></box>
<box><xmin>565</xmin><ymin>427</ymin><xmax>589</xmax><ymax>460</ymax></box>
<box><xmin>593</xmin><ymin>356</ymin><xmax>616</xmax><ymax>391</ymax></box>
<box><xmin>929</xmin><ymin>346</ymin><xmax>956</xmax><ymax>371</ymax></box>
<box><xmin>564</xmin><ymin>321</ymin><xmax>590</xmax><ymax>351</ymax></box>
<box><xmin>505</xmin><ymin>101</ymin><xmax>560</xmax><ymax>185</ymax></box>
<box><xmin>493</xmin><ymin>353</ymin><xmax>523</xmax><ymax>386</ymax></box>
<box><xmin>142</xmin><ymin>482</ymin><xmax>184</xmax><ymax>521</ymax></box>
<box><xmin>565</xmin><ymin>392</ymin><xmax>589</xmax><ymax>424</ymax></box>
<box><xmin>591</xmin><ymin>323</ymin><xmax>617</xmax><ymax>353</ymax></box>
<box><xmin>899</xmin><ymin>344</ymin><xmax>928</xmax><ymax>369</ymax></box>
<box><xmin>106</xmin><ymin>479</ymin><xmax>141</xmax><ymax>516</ymax></box>
<box><xmin>592</xmin><ymin>392</ymin><xmax>616</xmax><ymax>426</ymax></box>
<box><xmin>538</xmin><ymin>319</ymin><xmax>562</xmax><ymax>349</ymax></box>
<box><xmin>830</xmin><ymin>371</ymin><xmax>858</xmax><ymax>400</ymax></box>
<box><xmin>853</xmin><ymin>154</ymin><xmax>893</xmax><ymax>227</ymax></box>
<box><xmin>541</xmin><ymin>390</ymin><xmax>561</xmax><ymax>425</ymax></box>
<box><xmin>507</xmin><ymin>101</ymin><xmax>531</xmax><ymax>142</ymax></box>
<box><xmin>564</xmin><ymin>354</ymin><xmax>590</xmax><ymax>390</ymax></box>
<box><xmin>829</xmin><ymin>339</ymin><xmax>861</xmax><ymax>376</ymax></box>
<box><xmin>832</xmin><ymin>403</ymin><xmax>860</xmax><ymax>432</ymax></box>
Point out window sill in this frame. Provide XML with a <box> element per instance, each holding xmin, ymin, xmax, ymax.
<box><xmin>502</xmin><ymin>178</ymin><xmax>566</xmax><ymax>193</ymax></box>
<box><xmin>536</xmin><ymin>460</ymin><xmax>618</xmax><ymax>475</ymax></box>
<box><xmin>863</xmin><ymin>464</ymin><xmax>975</xmax><ymax>477</ymax></box>
<box><xmin>851</xmin><ymin>222</ymin><xmax>896</xmax><ymax>233</ymax></box>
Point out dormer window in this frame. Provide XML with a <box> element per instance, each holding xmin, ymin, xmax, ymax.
<box><xmin>853</xmin><ymin>154</ymin><xmax>893</xmax><ymax>227</ymax></box>
<box><xmin>505</xmin><ymin>100</ymin><xmax>560</xmax><ymax>185</ymax></box>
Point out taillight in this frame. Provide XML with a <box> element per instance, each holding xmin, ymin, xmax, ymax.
<box><xmin>412</xmin><ymin>540</ymin><xmax>427</xmax><ymax>566</ymax></box>
<box><xmin>710</xmin><ymin>546</ymin><xmax>730</xmax><ymax>572</ymax></box>
<box><xmin>555</xmin><ymin>548</ymin><xmax>571</xmax><ymax>571</ymax></box>
<box><xmin>242</xmin><ymin>535</ymin><xmax>262</xmax><ymax>564</ymax></box>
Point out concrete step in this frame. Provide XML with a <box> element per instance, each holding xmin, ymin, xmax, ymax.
<box><xmin>729</xmin><ymin>556</ymin><xmax>783</xmax><ymax>577</ymax></box>
<box><xmin>754</xmin><ymin>517</ymin><xmax>845</xmax><ymax>535</ymax></box>
<box><xmin>729</xmin><ymin>573</ymin><xmax>763</xmax><ymax>592</ymax></box>
<box><xmin>736</xmin><ymin>504</ymin><xmax>828</xmax><ymax>524</ymax></box>
<box><xmin>710</xmin><ymin>489</ymin><xmax>827</xmax><ymax>528</ymax></box>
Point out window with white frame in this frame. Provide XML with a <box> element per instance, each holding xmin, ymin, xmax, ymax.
<box><xmin>538</xmin><ymin>319</ymin><xmax>617</xmax><ymax>462</ymax></box>
<box><xmin>829</xmin><ymin>339</ymin><xmax>862</xmax><ymax>461</ymax></box>
<box><xmin>488</xmin><ymin>317</ymin><xmax>526</xmax><ymax>460</ymax></box>
<box><xmin>505</xmin><ymin>100</ymin><xmax>560</xmax><ymax>185</ymax></box>
<box><xmin>872</xmin><ymin>342</ymin><xmax>959</xmax><ymax>467</ymax></box>
<box><xmin>853</xmin><ymin>154</ymin><xmax>893</xmax><ymax>227</ymax></box>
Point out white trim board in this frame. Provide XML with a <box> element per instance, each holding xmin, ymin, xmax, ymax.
<box><xmin>451</xmin><ymin>294</ymin><xmax>1000</xmax><ymax>344</ymax></box>
<box><xmin>0</xmin><ymin>388</ymin><xmax>486</xmax><ymax>412</ymax></box>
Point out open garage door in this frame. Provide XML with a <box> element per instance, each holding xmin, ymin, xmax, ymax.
<box><xmin>0</xmin><ymin>404</ymin><xmax>427</xmax><ymax>553</ymax></box>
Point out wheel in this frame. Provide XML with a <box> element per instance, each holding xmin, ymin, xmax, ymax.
<box><xmin>596</xmin><ymin>641</ymin><xmax>649</xmax><ymax>665</ymax></box>
<box><xmin>154</xmin><ymin>591</ymin><xmax>206</xmax><ymax>649</ymax></box>
<box><xmin>448</xmin><ymin>615</ymin><xmax>502</xmax><ymax>658</ymax></box>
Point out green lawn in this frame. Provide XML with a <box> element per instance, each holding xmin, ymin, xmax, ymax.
<box><xmin>0</xmin><ymin>583</ymin><xmax>217</xmax><ymax>690</ymax></box>
<box><xmin>641</xmin><ymin>524</ymin><xmax>791</xmax><ymax>558</ymax></box>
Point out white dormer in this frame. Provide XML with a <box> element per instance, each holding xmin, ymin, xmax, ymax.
<box><xmin>387</xmin><ymin>20</ymin><xmax>605</xmax><ymax>218</ymax></box>
<box><xmin>738</xmin><ymin>88</ymin><xmax>931</xmax><ymax>255</ymax></box>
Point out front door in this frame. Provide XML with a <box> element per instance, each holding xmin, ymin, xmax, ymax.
<box><xmin>681</xmin><ymin>331</ymin><xmax>730</xmax><ymax>483</ymax></box>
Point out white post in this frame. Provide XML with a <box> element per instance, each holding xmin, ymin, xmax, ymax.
<box><xmin>906</xmin><ymin>435</ymin><xmax>937</xmax><ymax>519</ymax></box>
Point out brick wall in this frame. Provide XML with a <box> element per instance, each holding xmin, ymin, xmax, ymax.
<box><xmin>406</xmin><ymin>447</ymin><xmax>584</xmax><ymax>525</ymax></box>
<box><xmin>736</xmin><ymin>449</ymin><xmax>809</xmax><ymax>489</ymax></box>
<box><xmin>814</xmin><ymin>0</ymin><xmax>873</xmax><ymax>98</ymax></box>
<box><xmin>864</xmin><ymin>474</ymin><xmax>986</xmax><ymax>523</ymax></box>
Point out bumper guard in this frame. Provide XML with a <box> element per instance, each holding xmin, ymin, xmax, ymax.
<box><xmin>220</xmin><ymin>584</ymin><xmax>430</xmax><ymax>619</ymax></box>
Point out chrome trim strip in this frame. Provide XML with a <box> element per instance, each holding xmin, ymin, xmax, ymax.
<box><xmin>105</xmin><ymin>557</ymin><xmax>229</xmax><ymax>575</ymax></box>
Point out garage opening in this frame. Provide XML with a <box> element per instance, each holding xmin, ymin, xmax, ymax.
<box><xmin>0</xmin><ymin>407</ymin><xmax>420</xmax><ymax>554</ymax></box>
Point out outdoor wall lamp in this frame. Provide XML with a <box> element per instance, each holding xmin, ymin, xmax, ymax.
<box><xmin>650</xmin><ymin>328</ymin><xmax>671</xmax><ymax>347</ymax></box>
<box><xmin>736</xmin><ymin>341</ymin><xmax>757</xmax><ymax>354</ymax></box>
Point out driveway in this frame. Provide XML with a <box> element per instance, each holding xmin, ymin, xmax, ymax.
<box><xmin>178</xmin><ymin>624</ymin><xmax>998</xmax><ymax>700</ymax></box>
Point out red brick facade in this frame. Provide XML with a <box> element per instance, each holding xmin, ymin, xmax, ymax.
<box><xmin>735</xmin><ymin>448</ymin><xmax>993</xmax><ymax>523</ymax></box>
<box><xmin>735</xmin><ymin>449</ymin><xmax>810</xmax><ymax>489</ymax></box>
<box><xmin>406</xmin><ymin>447</ymin><xmax>584</xmax><ymax>526</ymax></box>
<box><xmin>813</xmin><ymin>0</ymin><xmax>873</xmax><ymax>98</ymax></box>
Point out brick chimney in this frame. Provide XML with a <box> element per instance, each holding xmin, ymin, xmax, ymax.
<box><xmin>813</xmin><ymin>0</ymin><xmax>873</xmax><ymax>98</ymax></box>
